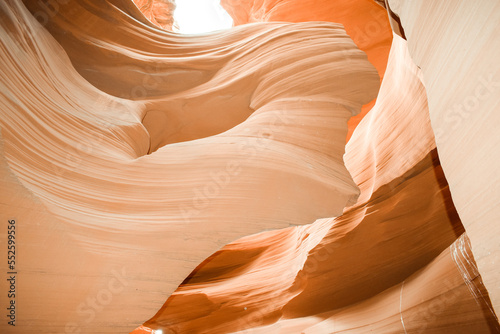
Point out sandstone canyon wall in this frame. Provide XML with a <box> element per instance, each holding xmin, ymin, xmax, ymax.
<box><xmin>139</xmin><ymin>30</ymin><xmax>499</xmax><ymax>334</ymax></box>
<box><xmin>133</xmin><ymin>0</ymin><xmax>176</xmax><ymax>30</ymax></box>
<box><xmin>0</xmin><ymin>0</ymin><xmax>499</xmax><ymax>333</ymax></box>
<box><xmin>1</xmin><ymin>0</ymin><xmax>377</xmax><ymax>332</ymax></box>
<box><xmin>388</xmin><ymin>0</ymin><xmax>500</xmax><ymax>318</ymax></box>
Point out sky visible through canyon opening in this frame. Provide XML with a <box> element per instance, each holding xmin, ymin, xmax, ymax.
<box><xmin>173</xmin><ymin>0</ymin><xmax>233</xmax><ymax>34</ymax></box>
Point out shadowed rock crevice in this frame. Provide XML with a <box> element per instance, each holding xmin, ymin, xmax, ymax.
<box><xmin>1</xmin><ymin>0</ymin><xmax>499</xmax><ymax>333</ymax></box>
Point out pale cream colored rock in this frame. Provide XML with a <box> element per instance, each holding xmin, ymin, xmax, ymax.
<box><xmin>0</xmin><ymin>1</ymin><xmax>378</xmax><ymax>332</ymax></box>
<box><xmin>389</xmin><ymin>0</ymin><xmax>500</xmax><ymax>317</ymax></box>
<box><xmin>143</xmin><ymin>34</ymin><xmax>498</xmax><ymax>334</ymax></box>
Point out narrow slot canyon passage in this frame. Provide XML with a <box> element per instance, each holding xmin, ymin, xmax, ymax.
<box><xmin>0</xmin><ymin>1</ymin><xmax>499</xmax><ymax>333</ymax></box>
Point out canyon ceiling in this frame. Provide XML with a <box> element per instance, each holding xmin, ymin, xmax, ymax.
<box><xmin>0</xmin><ymin>0</ymin><xmax>499</xmax><ymax>333</ymax></box>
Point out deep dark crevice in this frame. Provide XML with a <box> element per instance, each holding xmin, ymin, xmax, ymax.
<box><xmin>385</xmin><ymin>0</ymin><xmax>407</xmax><ymax>40</ymax></box>
<box><xmin>430</xmin><ymin>148</ymin><xmax>466</xmax><ymax>238</ymax></box>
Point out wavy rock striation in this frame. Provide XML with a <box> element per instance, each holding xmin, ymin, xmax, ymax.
<box><xmin>388</xmin><ymin>0</ymin><xmax>500</xmax><ymax>317</ymax></box>
<box><xmin>220</xmin><ymin>0</ymin><xmax>393</xmax><ymax>141</ymax></box>
<box><xmin>142</xmin><ymin>32</ymin><xmax>499</xmax><ymax>334</ymax></box>
<box><xmin>0</xmin><ymin>0</ymin><xmax>498</xmax><ymax>333</ymax></box>
<box><xmin>0</xmin><ymin>0</ymin><xmax>378</xmax><ymax>332</ymax></box>
<box><xmin>138</xmin><ymin>1</ymin><xmax>500</xmax><ymax>333</ymax></box>
<box><xmin>133</xmin><ymin>0</ymin><xmax>176</xmax><ymax>30</ymax></box>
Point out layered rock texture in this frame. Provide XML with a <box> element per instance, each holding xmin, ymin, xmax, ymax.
<box><xmin>133</xmin><ymin>0</ymin><xmax>176</xmax><ymax>30</ymax></box>
<box><xmin>0</xmin><ymin>0</ymin><xmax>498</xmax><ymax>333</ymax></box>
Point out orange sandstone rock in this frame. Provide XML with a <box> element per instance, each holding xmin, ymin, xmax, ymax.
<box><xmin>138</xmin><ymin>26</ymin><xmax>499</xmax><ymax>334</ymax></box>
<box><xmin>221</xmin><ymin>0</ymin><xmax>393</xmax><ymax>141</ymax></box>
<box><xmin>142</xmin><ymin>33</ymin><xmax>498</xmax><ymax>333</ymax></box>
<box><xmin>0</xmin><ymin>0</ymin><xmax>378</xmax><ymax>332</ymax></box>
<box><xmin>389</xmin><ymin>0</ymin><xmax>500</xmax><ymax>319</ymax></box>
<box><xmin>133</xmin><ymin>0</ymin><xmax>176</xmax><ymax>30</ymax></box>
<box><xmin>0</xmin><ymin>0</ymin><xmax>498</xmax><ymax>333</ymax></box>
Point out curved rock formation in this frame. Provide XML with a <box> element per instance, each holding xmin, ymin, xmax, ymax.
<box><xmin>0</xmin><ymin>0</ymin><xmax>499</xmax><ymax>333</ymax></box>
<box><xmin>141</xmin><ymin>32</ymin><xmax>498</xmax><ymax>334</ymax></box>
<box><xmin>388</xmin><ymin>0</ymin><xmax>500</xmax><ymax>317</ymax></box>
<box><xmin>220</xmin><ymin>0</ymin><xmax>393</xmax><ymax>141</ymax></box>
<box><xmin>1</xmin><ymin>0</ymin><xmax>378</xmax><ymax>332</ymax></box>
<box><xmin>133</xmin><ymin>0</ymin><xmax>176</xmax><ymax>30</ymax></box>
<box><xmin>138</xmin><ymin>1</ymin><xmax>500</xmax><ymax>333</ymax></box>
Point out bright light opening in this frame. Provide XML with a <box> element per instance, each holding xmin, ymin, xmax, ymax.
<box><xmin>153</xmin><ymin>330</ymin><xmax>163</xmax><ymax>334</ymax></box>
<box><xmin>173</xmin><ymin>0</ymin><xmax>233</xmax><ymax>34</ymax></box>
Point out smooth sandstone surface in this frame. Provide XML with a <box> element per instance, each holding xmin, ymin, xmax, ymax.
<box><xmin>220</xmin><ymin>0</ymin><xmax>393</xmax><ymax>141</ymax></box>
<box><xmin>138</xmin><ymin>1</ymin><xmax>499</xmax><ymax>333</ymax></box>
<box><xmin>0</xmin><ymin>0</ymin><xmax>499</xmax><ymax>333</ymax></box>
<box><xmin>1</xmin><ymin>0</ymin><xmax>378</xmax><ymax>332</ymax></box>
<box><xmin>141</xmin><ymin>32</ymin><xmax>499</xmax><ymax>333</ymax></box>
<box><xmin>388</xmin><ymin>0</ymin><xmax>500</xmax><ymax>318</ymax></box>
<box><xmin>133</xmin><ymin>0</ymin><xmax>175</xmax><ymax>30</ymax></box>
<box><xmin>237</xmin><ymin>234</ymin><xmax>498</xmax><ymax>334</ymax></box>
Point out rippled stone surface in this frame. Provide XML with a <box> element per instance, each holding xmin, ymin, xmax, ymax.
<box><xmin>0</xmin><ymin>0</ymin><xmax>498</xmax><ymax>333</ymax></box>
